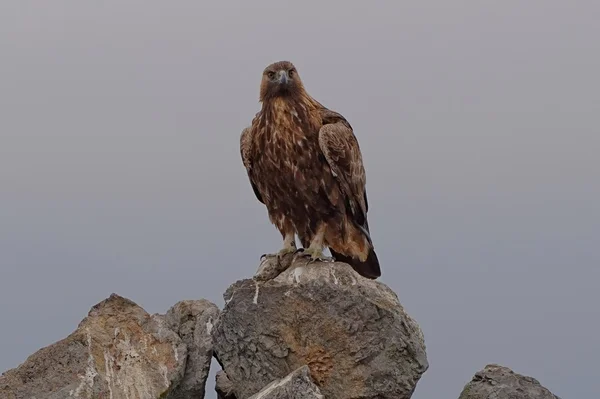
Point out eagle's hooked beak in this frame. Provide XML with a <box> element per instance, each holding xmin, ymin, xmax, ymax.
<box><xmin>277</xmin><ymin>70</ymin><xmax>289</xmax><ymax>85</ymax></box>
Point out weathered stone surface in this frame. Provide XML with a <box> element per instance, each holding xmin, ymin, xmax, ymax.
<box><xmin>254</xmin><ymin>254</ymin><xmax>292</xmax><ymax>282</ymax></box>
<box><xmin>212</xmin><ymin>259</ymin><xmax>428</xmax><ymax>399</ymax></box>
<box><xmin>458</xmin><ymin>364</ymin><xmax>560</xmax><ymax>399</ymax></box>
<box><xmin>0</xmin><ymin>293</ymin><xmax>219</xmax><ymax>399</ymax></box>
<box><xmin>216</xmin><ymin>370</ymin><xmax>237</xmax><ymax>399</ymax></box>
<box><xmin>164</xmin><ymin>299</ymin><xmax>220</xmax><ymax>398</ymax></box>
<box><xmin>248</xmin><ymin>366</ymin><xmax>323</xmax><ymax>399</ymax></box>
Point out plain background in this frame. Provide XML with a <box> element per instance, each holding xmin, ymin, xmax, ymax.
<box><xmin>1</xmin><ymin>1</ymin><xmax>599</xmax><ymax>398</ymax></box>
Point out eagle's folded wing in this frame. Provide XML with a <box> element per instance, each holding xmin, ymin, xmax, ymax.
<box><xmin>318</xmin><ymin>115</ymin><xmax>368</xmax><ymax>227</ymax></box>
<box><xmin>240</xmin><ymin>127</ymin><xmax>264</xmax><ymax>204</ymax></box>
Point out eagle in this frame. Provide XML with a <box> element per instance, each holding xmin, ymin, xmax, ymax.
<box><xmin>240</xmin><ymin>61</ymin><xmax>381</xmax><ymax>279</ymax></box>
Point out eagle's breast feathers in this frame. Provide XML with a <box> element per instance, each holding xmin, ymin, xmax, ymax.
<box><xmin>242</xmin><ymin>98</ymin><xmax>368</xmax><ymax>239</ymax></box>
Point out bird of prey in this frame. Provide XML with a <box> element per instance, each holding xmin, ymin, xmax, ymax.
<box><xmin>240</xmin><ymin>61</ymin><xmax>380</xmax><ymax>279</ymax></box>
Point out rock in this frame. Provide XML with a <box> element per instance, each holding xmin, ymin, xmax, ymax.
<box><xmin>0</xmin><ymin>294</ymin><xmax>185</xmax><ymax>399</ymax></box>
<box><xmin>248</xmin><ymin>366</ymin><xmax>323</xmax><ymax>399</ymax></box>
<box><xmin>216</xmin><ymin>370</ymin><xmax>237</xmax><ymax>399</ymax></box>
<box><xmin>0</xmin><ymin>293</ymin><xmax>218</xmax><ymax>399</ymax></box>
<box><xmin>216</xmin><ymin>365</ymin><xmax>322</xmax><ymax>399</ymax></box>
<box><xmin>212</xmin><ymin>260</ymin><xmax>428</xmax><ymax>399</ymax></box>
<box><xmin>458</xmin><ymin>364</ymin><xmax>560</xmax><ymax>399</ymax></box>
<box><xmin>253</xmin><ymin>253</ymin><xmax>293</xmax><ymax>281</ymax></box>
<box><xmin>164</xmin><ymin>299</ymin><xmax>220</xmax><ymax>399</ymax></box>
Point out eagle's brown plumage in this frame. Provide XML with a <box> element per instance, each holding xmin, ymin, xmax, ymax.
<box><xmin>241</xmin><ymin>61</ymin><xmax>380</xmax><ymax>279</ymax></box>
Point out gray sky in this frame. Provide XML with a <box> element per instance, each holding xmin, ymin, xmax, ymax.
<box><xmin>1</xmin><ymin>1</ymin><xmax>599</xmax><ymax>398</ymax></box>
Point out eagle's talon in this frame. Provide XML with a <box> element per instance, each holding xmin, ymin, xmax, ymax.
<box><xmin>293</xmin><ymin>247</ymin><xmax>333</xmax><ymax>264</ymax></box>
<box><xmin>317</xmin><ymin>256</ymin><xmax>335</xmax><ymax>263</ymax></box>
<box><xmin>261</xmin><ymin>244</ymin><xmax>297</xmax><ymax>265</ymax></box>
<box><xmin>278</xmin><ymin>245</ymin><xmax>296</xmax><ymax>258</ymax></box>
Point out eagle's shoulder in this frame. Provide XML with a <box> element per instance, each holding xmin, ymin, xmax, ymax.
<box><xmin>318</xmin><ymin>107</ymin><xmax>352</xmax><ymax>130</ymax></box>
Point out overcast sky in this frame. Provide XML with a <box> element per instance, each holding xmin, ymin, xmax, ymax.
<box><xmin>1</xmin><ymin>1</ymin><xmax>599</xmax><ymax>398</ymax></box>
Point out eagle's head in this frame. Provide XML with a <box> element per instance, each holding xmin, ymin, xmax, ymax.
<box><xmin>259</xmin><ymin>61</ymin><xmax>305</xmax><ymax>102</ymax></box>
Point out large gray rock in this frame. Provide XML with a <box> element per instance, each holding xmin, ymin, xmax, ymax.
<box><xmin>248</xmin><ymin>366</ymin><xmax>323</xmax><ymax>399</ymax></box>
<box><xmin>458</xmin><ymin>364</ymin><xmax>560</xmax><ymax>399</ymax></box>
<box><xmin>212</xmin><ymin>257</ymin><xmax>428</xmax><ymax>399</ymax></box>
<box><xmin>0</xmin><ymin>294</ymin><xmax>218</xmax><ymax>399</ymax></box>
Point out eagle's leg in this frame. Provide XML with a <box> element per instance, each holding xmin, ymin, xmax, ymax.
<box><xmin>260</xmin><ymin>231</ymin><xmax>297</xmax><ymax>261</ymax></box>
<box><xmin>294</xmin><ymin>224</ymin><xmax>334</xmax><ymax>263</ymax></box>
<box><xmin>277</xmin><ymin>231</ymin><xmax>297</xmax><ymax>258</ymax></box>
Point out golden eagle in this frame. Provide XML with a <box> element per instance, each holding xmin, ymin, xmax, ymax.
<box><xmin>240</xmin><ymin>61</ymin><xmax>380</xmax><ymax>279</ymax></box>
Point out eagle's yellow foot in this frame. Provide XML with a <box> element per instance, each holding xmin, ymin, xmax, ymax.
<box><xmin>260</xmin><ymin>243</ymin><xmax>297</xmax><ymax>262</ymax></box>
<box><xmin>293</xmin><ymin>247</ymin><xmax>334</xmax><ymax>263</ymax></box>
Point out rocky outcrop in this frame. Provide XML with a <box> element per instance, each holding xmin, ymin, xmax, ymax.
<box><xmin>248</xmin><ymin>366</ymin><xmax>323</xmax><ymax>399</ymax></box>
<box><xmin>212</xmin><ymin>257</ymin><xmax>428</xmax><ymax>399</ymax></box>
<box><xmin>1</xmin><ymin>258</ymin><xmax>569</xmax><ymax>399</ymax></box>
<box><xmin>458</xmin><ymin>364</ymin><xmax>560</xmax><ymax>399</ymax></box>
<box><xmin>0</xmin><ymin>294</ymin><xmax>218</xmax><ymax>399</ymax></box>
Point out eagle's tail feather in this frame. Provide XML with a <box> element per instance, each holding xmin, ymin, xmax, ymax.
<box><xmin>330</xmin><ymin>247</ymin><xmax>381</xmax><ymax>280</ymax></box>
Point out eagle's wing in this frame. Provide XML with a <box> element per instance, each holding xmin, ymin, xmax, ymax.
<box><xmin>318</xmin><ymin>109</ymin><xmax>370</xmax><ymax>234</ymax></box>
<box><xmin>240</xmin><ymin>127</ymin><xmax>264</xmax><ymax>204</ymax></box>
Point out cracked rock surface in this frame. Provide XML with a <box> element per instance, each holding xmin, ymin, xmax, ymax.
<box><xmin>247</xmin><ymin>366</ymin><xmax>323</xmax><ymax>399</ymax></box>
<box><xmin>164</xmin><ymin>299</ymin><xmax>220</xmax><ymax>399</ymax></box>
<box><xmin>212</xmin><ymin>260</ymin><xmax>428</xmax><ymax>399</ymax></box>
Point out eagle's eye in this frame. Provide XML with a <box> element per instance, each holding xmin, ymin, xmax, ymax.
<box><xmin>289</xmin><ymin>69</ymin><xmax>295</xmax><ymax>77</ymax></box>
<box><xmin>267</xmin><ymin>71</ymin><xmax>275</xmax><ymax>79</ymax></box>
